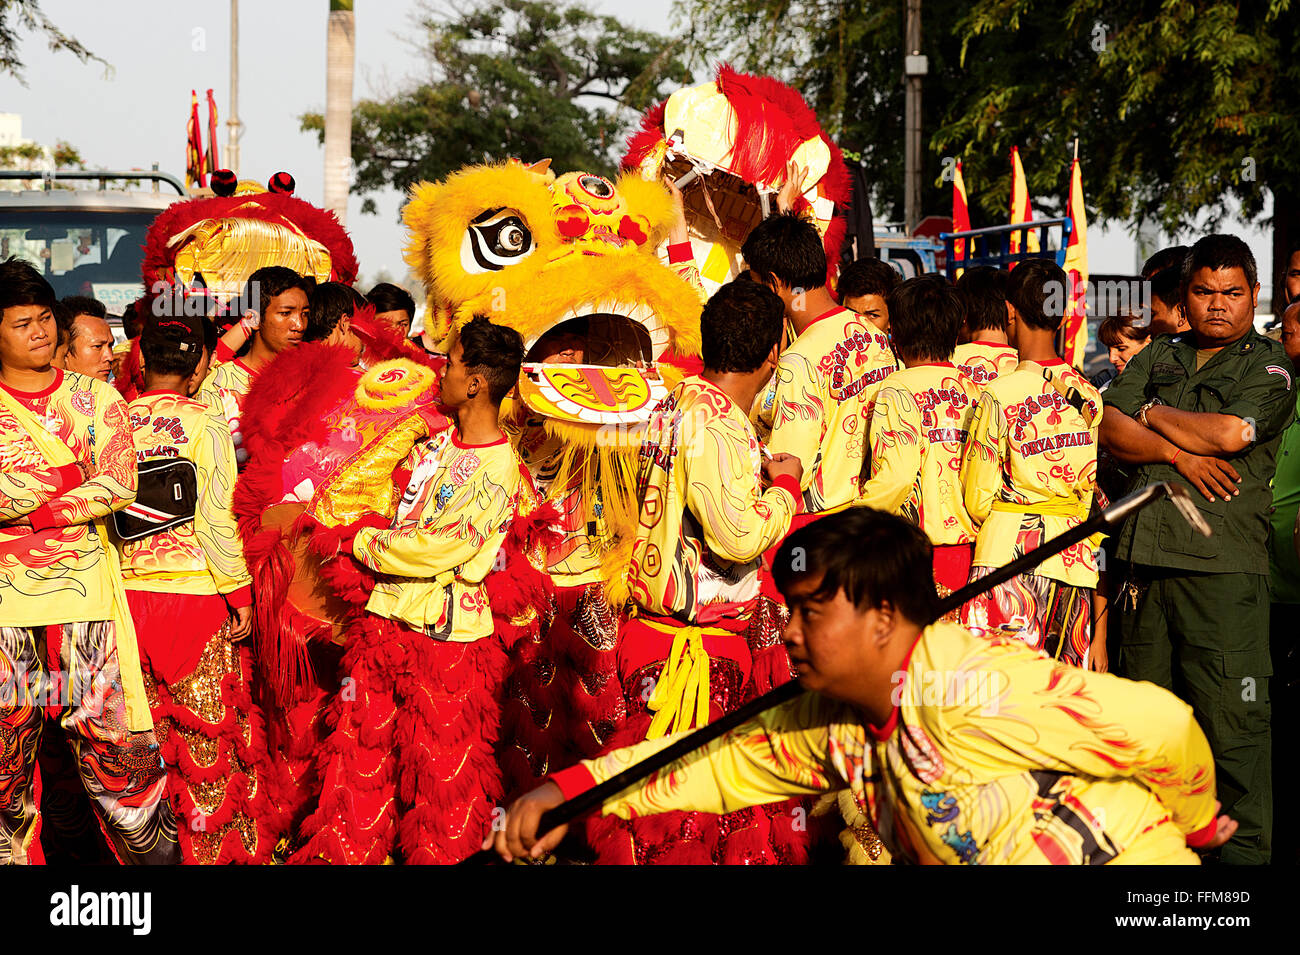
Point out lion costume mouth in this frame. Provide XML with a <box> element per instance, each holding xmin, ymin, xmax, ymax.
<box><xmin>518</xmin><ymin>303</ymin><xmax>670</xmax><ymax>426</ymax></box>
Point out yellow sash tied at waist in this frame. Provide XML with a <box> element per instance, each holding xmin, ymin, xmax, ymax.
<box><xmin>644</xmin><ymin>621</ymin><xmax>712</xmax><ymax>741</ymax></box>
<box><xmin>990</xmin><ymin>497</ymin><xmax>1088</xmax><ymax>520</ymax></box>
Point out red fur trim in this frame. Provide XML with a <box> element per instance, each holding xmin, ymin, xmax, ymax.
<box><xmin>306</xmin><ymin>512</ymin><xmax>389</xmax><ymax>560</ymax></box>
<box><xmin>239</xmin><ymin>342</ymin><xmax>359</xmax><ymax>461</ymax></box>
<box><xmin>114</xmin><ymin>339</ymin><xmax>144</xmax><ymax>402</ymax></box>
<box><xmin>621</xmin><ymin>98</ymin><xmax>670</xmax><ymax>172</ymax></box>
<box><xmin>748</xmin><ymin>641</ymin><xmax>797</xmax><ymax>694</ymax></box>
<box><xmin>660</xmin><ymin>350</ymin><xmax>704</xmax><ymax>379</ymax></box>
<box><xmin>141</xmin><ymin>192</ymin><xmax>358</xmax><ymax>289</ymax></box>
<box><xmin>484</xmin><ymin>500</ymin><xmax>561</xmax><ymax>632</ymax></box>
<box><xmin>288</xmin><ymin>613</ymin><xmax>404</xmax><ymax>864</ymax></box>
<box><xmin>391</xmin><ymin>635</ymin><xmax>510</xmax><ymax>863</ymax></box>
<box><xmin>232</xmin><ymin>343</ymin><xmax>362</xmax><ymax>709</ymax></box>
<box><xmin>351</xmin><ymin>310</ymin><xmax>441</xmax><ymax>371</ymax></box>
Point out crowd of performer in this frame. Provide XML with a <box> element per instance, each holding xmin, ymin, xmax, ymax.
<box><xmin>0</xmin><ymin>183</ymin><xmax>1293</xmax><ymax>865</ymax></box>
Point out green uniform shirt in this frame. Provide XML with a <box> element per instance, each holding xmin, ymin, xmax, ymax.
<box><xmin>1102</xmin><ymin>330</ymin><xmax>1295</xmax><ymax>575</ymax></box>
<box><xmin>1268</xmin><ymin>391</ymin><xmax>1300</xmax><ymax>602</ymax></box>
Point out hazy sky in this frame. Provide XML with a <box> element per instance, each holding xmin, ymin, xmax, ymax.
<box><xmin>0</xmin><ymin>0</ymin><xmax>1274</xmax><ymax>289</ymax></box>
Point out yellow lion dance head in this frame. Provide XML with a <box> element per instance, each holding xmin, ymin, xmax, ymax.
<box><xmin>403</xmin><ymin>158</ymin><xmax>700</xmax><ymax>392</ymax></box>
<box><xmin>402</xmin><ymin>160</ymin><xmax>704</xmax><ymax>597</ymax></box>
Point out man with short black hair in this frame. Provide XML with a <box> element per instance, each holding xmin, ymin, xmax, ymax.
<box><xmin>1142</xmin><ymin>245</ymin><xmax>1190</xmax><ymax>336</ymax></box>
<box><xmin>961</xmin><ymin>259</ymin><xmax>1103</xmax><ymax>669</ymax></box>
<box><xmin>116</xmin><ymin>312</ymin><xmax>267</xmax><ymax>864</ymax></box>
<box><xmin>952</xmin><ymin>266</ymin><xmax>1018</xmax><ymax>386</ymax></box>
<box><xmin>858</xmin><ymin>275</ymin><xmax>980</xmax><ymax>602</ymax></box>
<box><xmin>1268</xmin><ymin>299</ymin><xmax>1300</xmax><ymax>863</ymax></box>
<box><xmin>62</xmin><ymin>294</ymin><xmax>114</xmax><ymax>383</ymax></box>
<box><xmin>744</xmin><ymin>214</ymin><xmax>897</xmax><ymax>512</ymax></box>
<box><xmin>300</xmin><ymin>314</ymin><xmax>531</xmax><ymax>863</ymax></box>
<box><xmin>0</xmin><ymin>257</ymin><xmax>179</xmax><ymax>864</ymax></box>
<box><xmin>367</xmin><ymin>282</ymin><xmax>417</xmax><ymax>338</ymax></box>
<box><xmin>200</xmin><ymin>266</ymin><xmax>314</xmax><ymax>468</ymax></box>
<box><xmin>837</xmin><ymin>257</ymin><xmax>899</xmax><ymax>334</ymax></box>
<box><xmin>490</xmin><ymin>507</ymin><xmax>1235</xmax><ymax>866</ymax></box>
<box><xmin>1280</xmin><ymin>244</ymin><xmax>1300</xmax><ymax>309</ymax></box>
<box><xmin>589</xmin><ymin>277</ymin><xmax>812</xmax><ymax>864</ymax></box>
<box><xmin>1102</xmin><ymin>233</ymin><xmax>1293</xmax><ymax>864</ymax></box>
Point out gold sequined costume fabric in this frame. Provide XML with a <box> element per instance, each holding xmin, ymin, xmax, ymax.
<box><xmin>144</xmin><ymin>621</ymin><xmax>270</xmax><ymax>865</ymax></box>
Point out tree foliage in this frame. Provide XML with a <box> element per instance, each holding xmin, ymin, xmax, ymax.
<box><xmin>302</xmin><ymin>0</ymin><xmax>689</xmax><ymax>213</ymax></box>
<box><xmin>0</xmin><ymin>138</ymin><xmax>82</xmax><ymax>168</ymax></box>
<box><xmin>0</xmin><ymin>0</ymin><xmax>108</xmax><ymax>83</ymax></box>
<box><xmin>678</xmin><ymin>0</ymin><xmax>1300</xmax><ymax>283</ymax></box>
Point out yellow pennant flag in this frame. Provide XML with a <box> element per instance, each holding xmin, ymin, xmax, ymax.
<box><xmin>1061</xmin><ymin>157</ymin><xmax>1089</xmax><ymax>369</ymax></box>
<box><xmin>1009</xmin><ymin>146</ymin><xmax>1040</xmax><ymax>258</ymax></box>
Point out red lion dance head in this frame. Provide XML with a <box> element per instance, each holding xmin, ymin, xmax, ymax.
<box><xmin>622</xmin><ymin>63</ymin><xmax>852</xmax><ymax>294</ymax></box>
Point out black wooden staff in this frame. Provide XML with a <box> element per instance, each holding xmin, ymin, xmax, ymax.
<box><xmin>462</xmin><ymin>481</ymin><xmax>1207</xmax><ymax>864</ymax></box>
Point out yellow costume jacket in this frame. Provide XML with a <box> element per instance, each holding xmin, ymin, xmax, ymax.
<box><xmin>117</xmin><ymin>391</ymin><xmax>252</xmax><ymax>604</ymax></box>
<box><xmin>199</xmin><ymin>358</ymin><xmax>255</xmax><ymax>468</ymax></box>
<box><xmin>859</xmin><ymin>362</ymin><xmax>980</xmax><ymax>545</ymax></box>
<box><xmin>629</xmin><ymin>376</ymin><xmax>801</xmax><ymax>622</ymax></box>
<box><xmin>551</xmin><ymin>622</ymin><xmax>1219</xmax><ymax>864</ymax></box>
<box><xmin>0</xmin><ymin>371</ymin><xmax>138</xmax><ymax>626</ymax></box>
<box><xmin>354</xmin><ymin>428</ymin><xmax>523</xmax><ymax>641</ymax></box>
<box><xmin>961</xmin><ymin>359</ymin><xmax>1102</xmax><ymax>587</ymax></box>
<box><xmin>953</xmin><ymin>340</ymin><xmax>1019</xmax><ymax>388</ymax></box>
<box><xmin>755</xmin><ymin>306</ymin><xmax>898</xmax><ymax>513</ymax></box>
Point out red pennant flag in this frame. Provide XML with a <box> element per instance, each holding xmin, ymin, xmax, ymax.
<box><xmin>206</xmin><ymin>89</ymin><xmax>220</xmax><ymax>175</ymax></box>
<box><xmin>186</xmin><ymin>90</ymin><xmax>206</xmax><ymax>189</ymax></box>
<box><xmin>952</xmin><ymin>159</ymin><xmax>971</xmax><ymax>273</ymax></box>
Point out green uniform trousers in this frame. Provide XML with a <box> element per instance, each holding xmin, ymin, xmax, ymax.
<box><xmin>1117</xmin><ymin>567</ymin><xmax>1272</xmax><ymax>865</ymax></box>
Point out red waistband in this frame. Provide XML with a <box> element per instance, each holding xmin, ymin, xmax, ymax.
<box><xmin>620</xmin><ymin>616</ymin><xmax>753</xmax><ymax>686</ymax></box>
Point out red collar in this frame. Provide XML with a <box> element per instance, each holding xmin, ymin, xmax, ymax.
<box><xmin>971</xmin><ymin>340</ymin><xmax>1014</xmax><ymax>350</ymax></box>
<box><xmin>138</xmin><ymin>388</ymin><xmax>187</xmax><ymax>399</ymax></box>
<box><xmin>906</xmin><ymin>361</ymin><xmax>956</xmax><ymax>370</ymax></box>
<box><xmin>1026</xmin><ymin>357</ymin><xmax>1070</xmax><ymax>367</ymax></box>
<box><xmin>867</xmin><ymin>629</ymin><xmax>926</xmax><ymax>741</ymax></box>
<box><xmin>451</xmin><ymin>430</ymin><xmax>507</xmax><ymax>449</ymax></box>
<box><xmin>0</xmin><ymin>367</ymin><xmax>62</xmax><ymax>399</ymax></box>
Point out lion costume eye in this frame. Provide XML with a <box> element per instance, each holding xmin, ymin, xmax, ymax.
<box><xmin>461</xmin><ymin>208</ymin><xmax>535</xmax><ymax>273</ymax></box>
<box><xmin>578</xmin><ymin>175</ymin><xmax>615</xmax><ymax>199</ymax></box>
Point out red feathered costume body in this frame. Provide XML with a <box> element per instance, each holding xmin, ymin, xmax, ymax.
<box><xmin>234</xmin><ymin>313</ymin><xmax>558</xmax><ymax>863</ymax></box>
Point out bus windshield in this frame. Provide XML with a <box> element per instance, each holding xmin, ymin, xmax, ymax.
<box><xmin>0</xmin><ymin>210</ymin><xmax>155</xmax><ymax>312</ymax></box>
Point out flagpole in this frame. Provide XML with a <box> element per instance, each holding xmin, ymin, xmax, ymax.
<box><xmin>227</xmin><ymin>0</ymin><xmax>241</xmax><ymax>178</ymax></box>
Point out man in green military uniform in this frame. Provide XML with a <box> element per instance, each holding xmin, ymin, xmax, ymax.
<box><xmin>1267</xmin><ymin>300</ymin><xmax>1300</xmax><ymax>864</ymax></box>
<box><xmin>1101</xmin><ymin>234</ymin><xmax>1294</xmax><ymax>865</ymax></box>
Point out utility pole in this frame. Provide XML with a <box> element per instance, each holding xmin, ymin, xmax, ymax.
<box><xmin>227</xmin><ymin>0</ymin><xmax>242</xmax><ymax>178</ymax></box>
<box><xmin>903</xmin><ymin>0</ymin><xmax>926</xmax><ymax>234</ymax></box>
